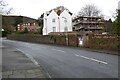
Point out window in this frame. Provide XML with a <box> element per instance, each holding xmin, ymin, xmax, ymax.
<box><xmin>53</xmin><ymin>27</ymin><xmax>56</xmax><ymax>32</ymax></box>
<box><xmin>33</xmin><ymin>23</ymin><xmax>36</xmax><ymax>25</ymax></box>
<box><xmin>64</xmin><ymin>27</ymin><xmax>68</xmax><ymax>32</ymax></box>
<box><xmin>84</xmin><ymin>18</ymin><xmax>87</xmax><ymax>21</ymax></box>
<box><xmin>64</xmin><ymin>19</ymin><xmax>67</xmax><ymax>23</ymax></box>
<box><xmin>17</xmin><ymin>24</ymin><xmax>20</xmax><ymax>27</ymax></box>
<box><xmin>28</xmin><ymin>23</ymin><xmax>30</xmax><ymax>26</ymax></box>
<box><xmin>78</xmin><ymin>20</ymin><xmax>80</xmax><ymax>22</ymax></box>
<box><xmin>52</xmin><ymin>18</ymin><xmax>56</xmax><ymax>23</ymax></box>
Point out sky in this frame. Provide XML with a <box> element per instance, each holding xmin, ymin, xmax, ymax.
<box><xmin>6</xmin><ymin>0</ymin><xmax>119</xmax><ymax>20</ymax></box>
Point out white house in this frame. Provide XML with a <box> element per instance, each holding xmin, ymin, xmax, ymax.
<box><xmin>43</xmin><ymin>6</ymin><xmax>73</xmax><ymax>35</ymax></box>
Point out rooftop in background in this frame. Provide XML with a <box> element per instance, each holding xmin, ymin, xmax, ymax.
<box><xmin>73</xmin><ymin>16</ymin><xmax>104</xmax><ymax>21</ymax></box>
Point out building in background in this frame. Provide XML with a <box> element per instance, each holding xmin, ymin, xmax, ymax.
<box><xmin>43</xmin><ymin>6</ymin><xmax>73</xmax><ymax>35</ymax></box>
<box><xmin>72</xmin><ymin>16</ymin><xmax>105</xmax><ymax>34</ymax></box>
<box><xmin>104</xmin><ymin>19</ymin><xmax>113</xmax><ymax>34</ymax></box>
<box><xmin>2</xmin><ymin>15</ymin><xmax>39</xmax><ymax>33</ymax></box>
<box><xmin>17</xmin><ymin>22</ymin><xmax>40</xmax><ymax>32</ymax></box>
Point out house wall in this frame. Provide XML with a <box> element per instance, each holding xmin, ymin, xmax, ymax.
<box><xmin>59</xmin><ymin>10</ymin><xmax>72</xmax><ymax>32</ymax></box>
<box><xmin>43</xmin><ymin>13</ymin><xmax>47</xmax><ymax>35</ymax></box>
<box><xmin>47</xmin><ymin>10</ymin><xmax>59</xmax><ymax>34</ymax></box>
<box><xmin>17</xmin><ymin>23</ymin><xmax>39</xmax><ymax>32</ymax></box>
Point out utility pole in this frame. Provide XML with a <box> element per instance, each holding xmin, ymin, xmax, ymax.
<box><xmin>62</xmin><ymin>17</ymin><xmax>68</xmax><ymax>46</ymax></box>
<box><xmin>45</xmin><ymin>18</ymin><xmax>47</xmax><ymax>35</ymax></box>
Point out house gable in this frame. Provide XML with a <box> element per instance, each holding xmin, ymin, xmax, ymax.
<box><xmin>48</xmin><ymin>10</ymin><xmax>58</xmax><ymax>17</ymax></box>
<box><xmin>60</xmin><ymin>9</ymin><xmax>72</xmax><ymax>17</ymax></box>
<box><xmin>46</xmin><ymin>6</ymin><xmax>72</xmax><ymax>17</ymax></box>
<box><xmin>59</xmin><ymin>9</ymin><xmax>72</xmax><ymax>32</ymax></box>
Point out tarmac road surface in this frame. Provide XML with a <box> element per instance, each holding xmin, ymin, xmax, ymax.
<box><xmin>2</xmin><ymin>39</ymin><xmax>118</xmax><ymax>78</ymax></box>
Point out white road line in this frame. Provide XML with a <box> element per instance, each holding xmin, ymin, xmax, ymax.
<box><xmin>75</xmin><ymin>54</ymin><xmax>79</xmax><ymax>57</ymax></box>
<box><xmin>16</xmin><ymin>48</ymin><xmax>40</xmax><ymax>67</ymax></box>
<box><xmin>52</xmin><ymin>49</ymin><xmax>66</xmax><ymax>53</ymax></box>
<box><xmin>75</xmin><ymin>54</ymin><xmax>108</xmax><ymax>64</ymax></box>
<box><xmin>46</xmin><ymin>73</ymin><xmax>52</xmax><ymax>78</ymax></box>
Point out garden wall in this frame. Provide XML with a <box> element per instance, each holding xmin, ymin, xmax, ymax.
<box><xmin>88</xmin><ymin>34</ymin><xmax>120</xmax><ymax>52</ymax></box>
<box><xmin>7</xmin><ymin>34</ymin><xmax>78</xmax><ymax>47</ymax></box>
<box><xmin>7</xmin><ymin>34</ymin><xmax>119</xmax><ymax>52</ymax></box>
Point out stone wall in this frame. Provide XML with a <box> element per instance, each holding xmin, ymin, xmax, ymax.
<box><xmin>7</xmin><ymin>34</ymin><xmax>78</xmax><ymax>47</ymax></box>
<box><xmin>88</xmin><ymin>34</ymin><xmax>120</xmax><ymax>52</ymax></box>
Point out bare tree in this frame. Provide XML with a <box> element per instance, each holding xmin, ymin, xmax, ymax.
<box><xmin>6</xmin><ymin>8</ymin><xmax>13</xmax><ymax>15</ymax></box>
<box><xmin>0</xmin><ymin>0</ymin><xmax>13</xmax><ymax>15</ymax></box>
<box><xmin>78</xmin><ymin>4</ymin><xmax>103</xmax><ymax>17</ymax></box>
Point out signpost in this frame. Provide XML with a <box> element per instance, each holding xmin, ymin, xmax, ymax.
<box><xmin>62</xmin><ymin>17</ymin><xmax>68</xmax><ymax>46</ymax></box>
<box><xmin>78</xmin><ymin>37</ymin><xmax>83</xmax><ymax>46</ymax></box>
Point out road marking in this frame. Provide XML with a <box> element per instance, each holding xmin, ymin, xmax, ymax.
<box><xmin>25</xmin><ymin>53</ymin><xmax>39</xmax><ymax>65</ymax></box>
<box><xmin>75</xmin><ymin>54</ymin><xmax>108</xmax><ymax>64</ymax></box>
<box><xmin>75</xmin><ymin>54</ymin><xmax>79</xmax><ymax>56</ymax></box>
<box><xmin>16</xmin><ymin>48</ymin><xmax>40</xmax><ymax>67</ymax></box>
<box><xmin>46</xmin><ymin>73</ymin><xmax>52</xmax><ymax>78</ymax></box>
<box><xmin>52</xmin><ymin>49</ymin><xmax>66</xmax><ymax>53</ymax></box>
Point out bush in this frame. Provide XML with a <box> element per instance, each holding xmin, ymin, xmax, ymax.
<box><xmin>2</xmin><ymin>31</ymin><xmax>8</xmax><ymax>37</ymax></box>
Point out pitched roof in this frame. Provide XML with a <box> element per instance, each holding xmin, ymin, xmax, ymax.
<box><xmin>46</xmin><ymin>6</ymin><xmax>72</xmax><ymax>16</ymax></box>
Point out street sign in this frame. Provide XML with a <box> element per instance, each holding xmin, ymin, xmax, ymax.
<box><xmin>78</xmin><ymin>37</ymin><xmax>83</xmax><ymax>46</ymax></box>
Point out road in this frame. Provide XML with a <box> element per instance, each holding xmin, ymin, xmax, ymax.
<box><xmin>0</xmin><ymin>38</ymin><xmax>2</xmax><ymax>79</ymax></box>
<box><xmin>2</xmin><ymin>39</ymin><xmax>118</xmax><ymax>78</ymax></box>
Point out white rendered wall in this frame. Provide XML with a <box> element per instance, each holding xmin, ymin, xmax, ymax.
<box><xmin>43</xmin><ymin>13</ymin><xmax>47</xmax><ymax>35</ymax></box>
<box><xmin>59</xmin><ymin>10</ymin><xmax>72</xmax><ymax>32</ymax></box>
<box><xmin>47</xmin><ymin>10</ymin><xmax>59</xmax><ymax>34</ymax></box>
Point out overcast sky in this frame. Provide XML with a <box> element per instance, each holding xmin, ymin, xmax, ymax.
<box><xmin>6</xmin><ymin>0</ymin><xmax>119</xmax><ymax>20</ymax></box>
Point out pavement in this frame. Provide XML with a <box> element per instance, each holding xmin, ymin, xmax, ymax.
<box><xmin>2</xmin><ymin>39</ymin><xmax>118</xmax><ymax>78</ymax></box>
<box><xmin>2</xmin><ymin>43</ymin><xmax>48</xmax><ymax>78</ymax></box>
